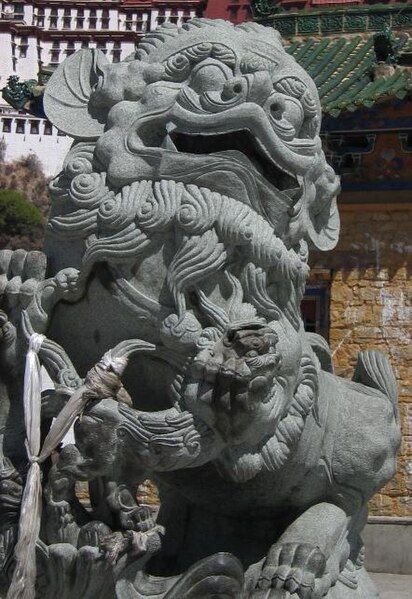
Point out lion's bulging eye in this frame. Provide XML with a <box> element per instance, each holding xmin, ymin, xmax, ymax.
<box><xmin>266</xmin><ymin>93</ymin><xmax>305</xmax><ymax>139</ymax></box>
<box><xmin>190</xmin><ymin>63</ymin><xmax>232</xmax><ymax>95</ymax></box>
<box><xmin>282</xmin><ymin>99</ymin><xmax>304</xmax><ymax>130</ymax></box>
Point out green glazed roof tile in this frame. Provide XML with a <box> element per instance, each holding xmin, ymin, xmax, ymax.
<box><xmin>299</xmin><ymin>37</ymin><xmax>331</xmax><ymax>71</ymax></box>
<box><xmin>286</xmin><ymin>33</ymin><xmax>412</xmax><ymax>115</ymax></box>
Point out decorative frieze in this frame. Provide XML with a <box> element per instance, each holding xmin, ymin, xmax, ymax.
<box><xmin>255</xmin><ymin>5</ymin><xmax>412</xmax><ymax>38</ymax></box>
<box><xmin>297</xmin><ymin>14</ymin><xmax>318</xmax><ymax>35</ymax></box>
<box><xmin>369</xmin><ymin>12</ymin><xmax>391</xmax><ymax>31</ymax></box>
<box><xmin>321</xmin><ymin>14</ymin><xmax>343</xmax><ymax>34</ymax></box>
<box><xmin>394</xmin><ymin>12</ymin><xmax>412</xmax><ymax>28</ymax></box>
<box><xmin>274</xmin><ymin>16</ymin><xmax>296</xmax><ymax>37</ymax></box>
<box><xmin>345</xmin><ymin>14</ymin><xmax>367</xmax><ymax>32</ymax></box>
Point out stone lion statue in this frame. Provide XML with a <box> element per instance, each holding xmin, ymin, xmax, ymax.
<box><xmin>0</xmin><ymin>19</ymin><xmax>400</xmax><ymax>599</ymax></box>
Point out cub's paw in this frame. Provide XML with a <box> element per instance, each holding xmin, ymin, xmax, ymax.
<box><xmin>0</xmin><ymin>310</ymin><xmax>16</xmax><ymax>347</ymax></box>
<box><xmin>257</xmin><ymin>543</ymin><xmax>329</xmax><ymax>599</ymax></box>
<box><xmin>54</xmin><ymin>268</ymin><xmax>82</xmax><ymax>301</ymax></box>
<box><xmin>38</xmin><ymin>267</ymin><xmax>84</xmax><ymax>317</ymax></box>
<box><xmin>0</xmin><ymin>310</ymin><xmax>17</xmax><ymax>373</ymax></box>
<box><xmin>118</xmin><ymin>505</ymin><xmax>156</xmax><ymax>533</ymax></box>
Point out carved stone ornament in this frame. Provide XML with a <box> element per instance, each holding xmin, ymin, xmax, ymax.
<box><xmin>0</xmin><ymin>19</ymin><xmax>400</xmax><ymax>599</ymax></box>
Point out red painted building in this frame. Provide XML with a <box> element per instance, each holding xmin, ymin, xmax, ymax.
<box><xmin>204</xmin><ymin>0</ymin><xmax>251</xmax><ymax>24</ymax></box>
<box><xmin>262</xmin><ymin>0</ymin><xmax>402</xmax><ymax>8</ymax></box>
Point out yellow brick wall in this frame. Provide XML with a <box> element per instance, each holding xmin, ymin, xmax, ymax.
<box><xmin>327</xmin><ymin>206</ymin><xmax>412</xmax><ymax>517</ymax></box>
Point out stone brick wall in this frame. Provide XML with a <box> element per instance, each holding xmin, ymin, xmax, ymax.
<box><xmin>320</xmin><ymin>205</ymin><xmax>412</xmax><ymax>517</ymax></box>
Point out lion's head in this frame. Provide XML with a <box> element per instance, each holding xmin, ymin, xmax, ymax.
<box><xmin>43</xmin><ymin>19</ymin><xmax>338</xmax><ymax>481</ymax></box>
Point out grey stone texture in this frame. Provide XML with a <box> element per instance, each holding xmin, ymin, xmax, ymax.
<box><xmin>370</xmin><ymin>574</ymin><xmax>412</xmax><ymax>599</ymax></box>
<box><xmin>364</xmin><ymin>521</ymin><xmax>412</xmax><ymax>575</ymax></box>
<box><xmin>0</xmin><ymin>18</ymin><xmax>401</xmax><ymax>599</ymax></box>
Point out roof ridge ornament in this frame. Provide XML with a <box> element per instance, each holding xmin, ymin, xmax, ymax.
<box><xmin>373</xmin><ymin>23</ymin><xmax>399</xmax><ymax>65</ymax></box>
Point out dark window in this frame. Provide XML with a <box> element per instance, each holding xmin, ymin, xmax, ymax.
<box><xmin>89</xmin><ymin>8</ymin><xmax>97</xmax><ymax>28</ymax></box>
<box><xmin>81</xmin><ymin>40</ymin><xmax>89</xmax><ymax>49</ymax></box>
<box><xmin>44</xmin><ymin>121</ymin><xmax>53</xmax><ymax>135</ymax></box>
<box><xmin>132</xmin><ymin>12</ymin><xmax>145</xmax><ymax>32</ymax></box>
<box><xmin>112</xmin><ymin>41</ymin><xmax>121</xmax><ymax>62</ymax></box>
<box><xmin>49</xmin><ymin>7</ymin><xmax>58</xmax><ymax>28</ymax></box>
<box><xmin>13</xmin><ymin>3</ymin><xmax>24</xmax><ymax>20</ymax></box>
<box><xmin>2</xmin><ymin>118</ymin><xmax>12</xmax><ymax>133</ymax></box>
<box><xmin>66</xmin><ymin>41</ymin><xmax>75</xmax><ymax>56</ymax></box>
<box><xmin>97</xmin><ymin>41</ymin><xmax>107</xmax><ymax>54</ymax></box>
<box><xmin>30</xmin><ymin>120</ymin><xmax>39</xmax><ymax>134</ymax></box>
<box><xmin>101</xmin><ymin>9</ymin><xmax>109</xmax><ymax>29</ymax></box>
<box><xmin>19</xmin><ymin>37</ymin><xmax>28</xmax><ymax>58</ymax></box>
<box><xmin>301</xmin><ymin>282</ymin><xmax>330</xmax><ymax>341</ymax></box>
<box><xmin>76</xmin><ymin>8</ymin><xmax>84</xmax><ymax>29</ymax></box>
<box><xmin>16</xmin><ymin>120</ymin><xmax>25</xmax><ymax>134</ymax></box>
<box><xmin>50</xmin><ymin>50</ymin><xmax>60</xmax><ymax>64</ymax></box>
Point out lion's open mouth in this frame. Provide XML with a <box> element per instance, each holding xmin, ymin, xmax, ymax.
<box><xmin>169</xmin><ymin>129</ymin><xmax>300</xmax><ymax>193</ymax></box>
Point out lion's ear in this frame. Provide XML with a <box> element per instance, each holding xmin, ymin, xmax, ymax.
<box><xmin>306</xmin><ymin>194</ymin><xmax>340</xmax><ymax>251</ymax></box>
<box><xmin>289</xmin><ymin>160</ymin><xmax>341</xmax><ymax>251</ymax></box>
<box><xmin>44</xmin><ymin>49</ymin><xmax>108</xmax><ymax>140</ymax></box>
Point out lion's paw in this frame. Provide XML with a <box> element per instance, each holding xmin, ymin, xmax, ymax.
<box><xmin>0</xmin><ymin>249</ymin><xmax>47</xmax><ymax>311</ymax></box>
<box><xmin>257</xmin><ymin>543</ymin><xmax>329</xmax><ymax>599</ymax></box>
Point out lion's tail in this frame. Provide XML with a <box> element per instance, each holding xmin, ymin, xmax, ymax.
<box><xmin>352</xmin><ymin>350</ymin><xmax>399</xmax><ymax>423</ymax></box>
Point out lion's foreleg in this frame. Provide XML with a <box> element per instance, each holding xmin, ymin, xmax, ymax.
<box><xmin>256</xmin><ymin>502</ymin><xmax>350</xmax><ymax>599</ymax></box>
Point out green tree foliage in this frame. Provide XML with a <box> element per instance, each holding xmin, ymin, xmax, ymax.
<box><xmin>0</xmin><ymin>148</ymin><xmax>49</xmax><ymax>249</ymax></box>
<box><xmin>0</xmin><ymin>189</ymin><xmax>43</xmax><ymax>237</ymax></box>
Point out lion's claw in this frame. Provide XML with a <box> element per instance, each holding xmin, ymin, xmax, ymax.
<box><xmin>257</xmin><ymin>543</ymin><xmax>327</xmax><ymax>599</ymax></box>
